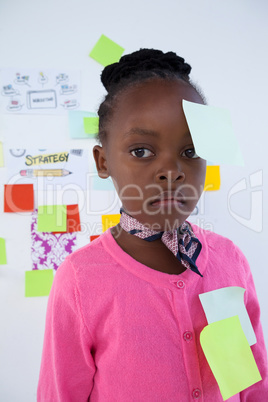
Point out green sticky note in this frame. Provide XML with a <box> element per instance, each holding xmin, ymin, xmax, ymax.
<box><xmin>200</xmin><ymin>316</ymin><xmax>261</xmax><ymax>400</ymax></box>
<box><xmin>83</xmin><ymin>117</ymin><xmax>99</xmax><ymax>136</ymax></box>
<box><xmin>0</xmin><ymin>238</ymin><xmax>7</xmax><ymax>264</ymax></box>
<box><xmin>68</xmin><ymin>110</ymin><xmax>97</xmax><ymax>139</ymax></box>
<box><xmin>37</xmin><ymin>205</ymin><xmax>67</xmax><ymax>232</ymax></box>
<box><xmin>25</xmin><ymin>269</ymin><xmax>54</xmax><ymax>297</ymax></box>
<box><xmin>0</xmin><ymin>142</ymin><xmax>4</xmax><ymax>167</ymax></box>
<box><xmin>89</xmin><ymin>34</ymin><xmax>124</xmax><ymax>67</ymax></box>
<box><xmin>182</xmin><ymin>100</ymin><xmax>244</xmax><ymax>166</ymax></box>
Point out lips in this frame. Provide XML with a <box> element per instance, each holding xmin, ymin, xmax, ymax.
<box><xmin>150</xmin><ymin>191</ymin><xmax>186</xmax><ymax>207</ymax></box>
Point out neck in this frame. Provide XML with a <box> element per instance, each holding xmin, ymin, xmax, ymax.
<box><xmin>111</xmin><ymin>224</ymin><xmax>186</xmax><ymax>275</ymax></box>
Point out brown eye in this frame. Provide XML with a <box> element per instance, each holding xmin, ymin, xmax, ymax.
<box><xmin>131</xmin><ymin>148</ymin><xmax>153</xmax><ymax>158</ymax></box>
<box><xmin>182</xmin><ymin>148</ymin><xmax>199</xmax><ymax>159</ymax></box>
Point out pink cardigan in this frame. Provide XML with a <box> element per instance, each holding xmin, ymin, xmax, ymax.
<box><xmin>37</xmin><ymin>225</ymin><xmax>268</xmax><ymax>401</ymax></box>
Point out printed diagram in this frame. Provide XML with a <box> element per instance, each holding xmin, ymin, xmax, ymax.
<box><xmin>9</xmin><ymin>149</ymin><xmax>26</xmax><ymax>157</ymax></box>
<box><xmin>56</xmin><ymin>73</ymin><xmax>69</xmax><ymax>85</ymax></box>
<box><xmin>7</xmin><ymin>148</ymin><xmax>89</xmax><ymax>191</ymax></box>
<box><xmin>61</xmin><ymin>99</ymin><xmax>79</xmax><ymax>110</ymax></box>
<box><xmin>0</xmin><ymin>69</ymin><xmax>80</xmax><ymax>114</ymax></box>
<box><xmin>60</xmin><ymin>84</ymin><xmax>77</xmax><ymax>95</ymax></box>
<box><xmin>6</xmin><ymin>98</ymin><xmax>24</xmax><ymax>112</ymax></box>
<box><xmin>14</xmin><ymin>73</ymin><xmax>31</xmax><ymax>86</ymax></box>
<box><xmin>2</xmin><ymin>82</ymin><xmax>23</xmax><ymax>111</ymax></box>
<box><xmin>2</xmin><ymin>84</ymin><xmax>20</xmax><ymax>96</ymax></box>
<box><xmin>38</xmin><ymin>72</ymin><xmax>48</xmax><ymax>86</ymax></box>
<box><xmin>27</xmin><ymin>89</ymin><xmax>57</xmax><ymax>109</ymax></box>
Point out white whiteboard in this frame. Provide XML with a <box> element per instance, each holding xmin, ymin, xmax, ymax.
<box><xmin>0</xmin><ymin>0</ymin><xmax>267</xmax><ymax>400</ymax></box>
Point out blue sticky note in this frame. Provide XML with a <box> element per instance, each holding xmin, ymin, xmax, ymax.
<box><xmin>93</xmin><ymin>176</ymin><xmax>115</xmax><ymax>191</ymax></box>
<box><xmin>199</xmin><ymin>287</ymin><xmax>256</xmax><ymax>346</ymax></box>
<box><xmin>182</xmin><ymin>100</ymin><xmax>244</xmax><ymax>166</ymax></box>
<box><xmin>68</xmin><ymin>111</ymin><xmax>98</xmax><ymax>139</ymax></box>
<box><xmin>91</xmin><ymin>165</ymin><xmax>115</xmax><ymax>191</ymax></box>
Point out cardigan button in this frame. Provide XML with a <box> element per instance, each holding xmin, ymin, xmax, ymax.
<box><xmin>192</xmin><ymin>388</ymin><xmax>201</xmax><ymax>399</ymax></box>
<box><xmin>176</xmin><ymin>280</ymin><xmax>185</xmax><ymax>289</ymax></box>
<box><xmin>183</xmin><ymin>331</ymin><xmax>193</xmax><ymax>342</ymax></box>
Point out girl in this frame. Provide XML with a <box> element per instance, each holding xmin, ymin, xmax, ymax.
<box><xmin>38</xmin><ymin>49</ymin><xmax>268</xmax><ymax>401</ymax></box>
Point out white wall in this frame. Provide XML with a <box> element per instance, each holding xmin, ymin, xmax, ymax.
<box><xmin>0</xmin><ymin>0</ymin><xmax>267</xmax><ymax>400</ymax></box>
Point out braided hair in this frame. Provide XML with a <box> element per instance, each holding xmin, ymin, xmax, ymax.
<box><xmin>97</xmin><ymin>48</ymin><xmax>204</xmax><ymax>143</ymax></box>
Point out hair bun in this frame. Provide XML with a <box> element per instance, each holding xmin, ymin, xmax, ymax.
<box><xmin>101</xmin><ymin>48</ymin><xmax>191</xmax><ymax>92</ymax></box>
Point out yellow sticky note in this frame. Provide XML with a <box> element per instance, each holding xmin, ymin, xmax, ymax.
<box><xmin>37</xmin><ymin>205</ymin><xmax>67</xmax><ymax>232</ymax></box>
<box><xmin>25</xmin><ymin>269</ymin><xmax>54</xmax><ymax>297</ymax></box>
<box><xmin>200</xmin><ymin>316</ymin><xmax>261</xmax><ymax>400</ymax></box>
<box><xmin>102</xmin><ymin>214</ymin><xmax>121</xmax><ymax>232</ymax></box>
<box><xmin>89</xmin><ymin>35</ymin><xmax>124</xmax><ymax>67</ymax></box>
<box><xmin>0</xmin><ymin>238</ymin><xmax>7</xmax><ymax>264</ymax></box>
<box><xmin>83</xmin><ymin>117</ymin><xmax>99</xmax><ymax>135</ymax></box>
<box><xmin>204</xmin><ymin>165</ymin><xmax>220</xmax><ymax>191</ymax></box>
<box><xmin>0</xmin><ymin>142</ymin><xmax>4</xmax><ymax>167</ymax></box>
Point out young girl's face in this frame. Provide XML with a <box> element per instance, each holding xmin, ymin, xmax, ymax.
<box><xmin>94</xmin><ymin>79</ymin><xmax>207</xmax><ymax>231</ymax></box>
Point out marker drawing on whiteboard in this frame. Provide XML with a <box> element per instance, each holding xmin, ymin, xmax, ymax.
<box><xmin>20</xmin><ymin>169</ymin><xmax>72</xmax><ymax>177</ymax></box>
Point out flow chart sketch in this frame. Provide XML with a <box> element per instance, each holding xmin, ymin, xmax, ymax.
<box><xmin>0</xmin><ymin>69</ymin><xmax>81</xmax><ymax>114</ymax></box>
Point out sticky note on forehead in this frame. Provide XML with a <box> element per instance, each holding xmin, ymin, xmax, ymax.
<box><xmin>182</xmin><ymin>100</ymin><xmax>244</xmax><ymax>166</ymax></box>
<box><xmin>89</xmin><ymin>35</ymin><xmax>124</xmax><ymax>67</ymax></box>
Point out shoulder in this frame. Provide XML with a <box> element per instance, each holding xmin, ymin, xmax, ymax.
<box><xmin>55</xmin><ymin>229</ymin><xmax>118</xmax><ymax>283</ymax></box>
<box><xmin>190</xmin><ymin>223</ymin><xmax>252</xmax><ymax>284</ymax></box>
<box><xmin>191</xmin><ymin>223</ymin><xmax>241</xmax><ymax>253</ymax></box>
<box><xmin>190</xmin><ymin>223</ymin><xmax>249</xmax><ymax>270</ymax></box>
<box><xmin>68</xmin><ymin>230</ymin><xmax>112</xmax><ymax>265</ymax></box>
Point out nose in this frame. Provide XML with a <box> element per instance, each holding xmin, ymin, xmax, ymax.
<box><xmin>155</xmin><ymin>160</ymin><xmax>185</xmax><ymax>183</ymax></box>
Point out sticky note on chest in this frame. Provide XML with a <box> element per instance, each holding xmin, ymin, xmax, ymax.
<box><xmin>200</xmin><ymin>316</ymin><xmax>261</xmax><ymax>400</ymax></box>
<box><xmin>199</xmin><ymin>286</ymin><xmax>256</xmax><ymax>346</ymax></box>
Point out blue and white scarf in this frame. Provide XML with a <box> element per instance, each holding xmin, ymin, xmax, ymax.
<box><xmin>120</xmin><ymin>210</ymin><xmax>203</xmax><ymax>277</ymax></box>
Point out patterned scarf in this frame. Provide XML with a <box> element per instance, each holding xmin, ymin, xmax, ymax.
<box><xmin>120</xmin><ymin>210</ymin><xmax>203</xmax><ymax>277</ymax></box>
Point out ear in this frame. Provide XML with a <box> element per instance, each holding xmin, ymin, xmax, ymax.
<box><xmin>93</xmin><ymin>145</ymin><xmax>110</xmax><ymax>178</ymax></box>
